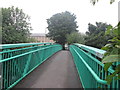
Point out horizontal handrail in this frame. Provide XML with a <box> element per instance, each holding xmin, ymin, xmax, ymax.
<box><xmin>69</xmin><ymin>44</ymin><xmax>119</xmax><ymax>88</ymax></box>
<box><xmin>73</xmin><ymin>43</ymin><xmax>106</xmax><ymax>58</ymax></box>
<box><xmin>0</xmin><ymin>45</ymin><xmax>56</xmax><ymax>62</ymax></box>
<box><xmin>0</xmin><ymin>43</ymin><xmax>62</xmax><ymax>89</ymax></box>
<box><xmin>0</xmin><ymin>45</ymin><xmax>41</xmax><ymax>54</ymax></box>
<box><xmin>72</xmin><ymin>47</ymin><xmax>107</xmax><ymax>84</ymax></box>
<box><xmin>75</xmin><ymin>45</ymin><xmax>114</xmax><ymax>73</ymax></box>
<box><xmin>0</xmin><ymin>42</ymin><xmax>53</xmax><ymax>49</ymax></box>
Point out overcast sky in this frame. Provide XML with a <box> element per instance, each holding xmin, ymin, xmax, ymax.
<box><xmin>0</xmin><ymin>0</ymin><xmax>119</xmax><ymax>33</ymax></box>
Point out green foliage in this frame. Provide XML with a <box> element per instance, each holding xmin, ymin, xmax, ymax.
<box><xmin>105</xmin><ymin>68</ymin><xmax>119</xmax><ymax>84</ymax></box>
<box><xmin>90</xmin><ymin>0</ymin><xmax>116</xmax><ymax>5</ymax></box>
<box><xmin>0</xmin><ymin>26</ymin><xmax>2</xmax><ymax>44</ymax></box>
<box><xmin>104</xmin><ymin>63</ymin><xmax>112</xmax><ymax>72</ymax></box>
<box><xmin>27</xmin><ymin>37</ymin><xmax>36</xmax><ymax>42</ymax></box>
<box><xmin>102</xmin><ymin>23</ymin><xmax>120</xmax><ymax>57</ymax></box>
<box><xmin>90</xmin><ymin>0</ymin><xmax>119</xmax><ymax>85</ymax></box>
<box><xmin>2</xmin><ymin>6</ymin><xmax>32</xmax><ymax>44</ymax></box>
<box><xmin>102</xmin><ymin>55</ymin><xmax>120</xmax><ymax>63</ymax></box>
<box><xmin>85</xmin><ymin>22</ymin><xmax>111</xmax><ymax>48</ymax></box>
<box><xmin>0</xmin><ymin>8</ymin><xmax>2</xmax><ymax>43</ymax></box>
<box><xmin>66</xmin><ymin>32</ymin><xmax>85</xmax><ymax>45</ymax></box>
<box><xmin>102</xmin><ymin>22</ymin><xmax>120</xmax><ymax>84</ymax></box>
<box><xmin>0</xmin><ymin>13</ymin><xmax>1</xmax><ymax>23</ymax></box>
<box><xmin>47</xmin><ymin>11</ymin><xmax>78</xmax><ymax>46</ymax></box>
<box><xmin>105</xmin><ymin>65</ymin><xmax>120</xmax><ymax>84</ymax></box>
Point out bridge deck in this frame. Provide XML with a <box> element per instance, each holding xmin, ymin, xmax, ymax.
<box><xmin>14</xmin><ymin>50</ymin><xmax>82</xmax><ymax>88</ymax></box>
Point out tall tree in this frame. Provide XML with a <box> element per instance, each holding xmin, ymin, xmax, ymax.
<box><xmin>2</xmin><ymin>6</ymin><xmax>32</xmax><ymax>44</ymax></box>
<box><xmin>47</xmin><ymin>11</ymin><xmax>78</xmax><ymax>49</ymax></box>
<box><xmin>85</xmin><ymin>22</ymin><xmax>111</xmax><ymax>48</ymax></box>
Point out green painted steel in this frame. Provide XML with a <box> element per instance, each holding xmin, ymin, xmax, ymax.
<box><xmin>74</xmin><ymin>43</ymin><xmax>106</xmax><ymax>58</ymax></box>
<box><xmin>0</xmin><ymin>43</ymin><xmax>62</xmax><ymax>89</ymax></box>
<box><xmin>69</xmin><ymin>44</ymin><xmax>119</xmax><ymax>89</ymax></box>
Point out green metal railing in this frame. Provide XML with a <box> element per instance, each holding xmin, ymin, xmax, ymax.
<box><xmin>69</xmin><ymin>44</ymin><xmax>119</xmax><ymax>88</ymax></box>
<box><xmin>0</xmin><ymin>43</ymin><xmax>62</xmax><ymax>89</ymax></box>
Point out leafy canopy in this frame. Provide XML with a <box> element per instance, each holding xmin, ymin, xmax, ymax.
<box><xmin>66</xmin><ymin>32</ymin><xmax>85</xmax><ymax>45</ymax></box>
<box><xmin>47</xmin><ymin>11</ymin><xmax>78</xmax><ymax>46</ymax></box>
<box><xmin>0</xmin><ymin>8</ymin><xmax>2</xmax><ymax>43</ymax></box>
<box><xmin>2</xmin><ymin>6</ymin><xmax>32</xmax><ymax>44</ymax></box>
<box><xmin>90</xmin><ymin>0</ymin><xmax>119</xmax><ymax>85</ymax></box>
<box><xmin>85</xmin><ymin>22</ymin><xmax>111</xmax><ymax>48</ymax></box>
<box><xmin>90</xmin><ymin>0</ymin><xmax>116</xmax><ymax>5</ymax></box>
<box><xmin>102</xmin><ymin>22</ymin><xmax>120</xmax><ymax>84</ymax></box>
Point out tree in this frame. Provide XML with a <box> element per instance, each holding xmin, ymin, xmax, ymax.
<box><xmin>66</xmin><ymin>32</ymin><xmax>85</xmax><ymax>45</ymax></box>
<box><xmin>90</xmin><ymin>0</ymin><xmax>116</xmax><ymax>5</ymax></box>
<box><xmin>1</xmin><ymin>6</ymin><xmax>32</xmax><ymax>44</ymax></box>
<box><xmin>90</xmin><ymin>0</ymin><xmax>120</xmax><ymax>85</ymax></box>
<box><xmin>101</xmin><ymin>23</ymin><xmax>120</xmax><ymax>84</ymax></box>
<box><xmin>0</xmin><ymin>8</ymin><xmax>2</xmax><ymax>44</ymax></box>
<box><xmin>85</xmin><ymin>22</ymin><xmax>111</xmax><ymax>48</ymax></box>
<box><xmin>47</xmin><ymin>11</ymin><xmax>78</xmax><ymax>49</ymax></box>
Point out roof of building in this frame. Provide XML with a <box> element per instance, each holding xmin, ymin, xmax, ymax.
<box><xmin>30</xmin><ymin>33</ymin><xmax>46</xmax><ymax>37</ymax></box>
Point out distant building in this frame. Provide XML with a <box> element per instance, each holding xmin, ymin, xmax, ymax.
<box><xmin>30</xmin><ymin>33</ymin><xmax>54</xmax><ymax>43</ymax></box>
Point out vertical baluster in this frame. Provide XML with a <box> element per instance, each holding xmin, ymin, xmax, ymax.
<box><xmin>4</xmin><ymin>61</ymin><xmax>6</xmax><ymax>89</ymax></box>
<box><xmin>6</xmin><ymin>53</ymin><xmax>8</xmax><ymax>89</ymax></box>
<box><xmin>3</xmin><ymin>53</ymin><xmax>6</xmax><ymax>88</ymax></box>
<box><xmin>11</xmin><ymin>55</ymin><xmax>13</xmax><ymax>85</ymax></box>
<box><xmin>9</xmin><ymin>58</ymin><xmax>11</xmax><ymax>87</ymax></box>
<box><xmin>9</xmin><ymin>52</ymin><xmax>12</xmax><ymax>87</ymax></box>
<box><xmin>7</xmin><ymin>60</ymin><xmax>9</xmax><ymax>88</ymax></box>
<box><xmin>96</xmin><ymin>62</ymin><xmax>98</xmax><ymax>75</ymax></box>
<box><xmin>112</xmin><ymin>77</ymin><xmax>115</xmax><ymax>88</ymax></box>
<box><xmin>2</xmin><ymin>58</ymin><xmax>4</xmax><ymax>89</ymax></box>
<box><xmin>14</xmin><ymin>58</ymin><xmax>16</xmax><ymax>82</ymax></box>
<box><xmin>16</xmin><ymin>58</ymin><xmax>18</xmax><ymax>80</ymax></box>
<box><xmin>13</xmin><ymin>52</ymin><xmax>15</xmax><ymax>83</ymax></box>
<box><xmin>0</xmin><ymin>53</ymin><xmax>3</xmax><ymax>89</ymax></box>
<box><xmin>107</xmin><ymin>72</ymin><xmax>111</xmax><ymax>88</ymax></box>
<box><xmin>102</xmin><ymin>68</ymin><xmax>104</xmax><ymax>80</ymax></box>
<box><xmin>4</xmin><ymin>53</ymin><xmax>6</xmax><ymax>88</ymax></box>
<box><xmin>117</xmin><ymin>78</ymin><xmax>119</xmax><ymax>89</ymax></box>
<box><xmin>39</xmin><ymin>50</ymin><xmax>41</xmax><ymax>63</ymax></box>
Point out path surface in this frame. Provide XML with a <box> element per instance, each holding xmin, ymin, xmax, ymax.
<box><xmin>14</xmin><ymin>50</ymin><xmax>82</xmax><ymax>88</ymax></box>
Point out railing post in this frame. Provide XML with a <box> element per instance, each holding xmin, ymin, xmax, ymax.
<box><xmin>69</xmin><ymin>44</ymin><xmax>118</xmax><ymax>88</ymax></box>
<box><xmin>0</xmin><ymin>43</ymin><xmax>62</xmax><ymax>89</ymax></box>
<box><xmin>0</xmin><ymin>47</ymin><xmax>1</xmax><ymax>89</ymax></box>
<box><xmin>0</xmin><ymin>57</ymin><xmax>2</xmax><ymax>89</ymax></box>
<box><xmin>23</xmin><ymin>51</ymin><xmax>32</xmax><ymax>75</ymax></box>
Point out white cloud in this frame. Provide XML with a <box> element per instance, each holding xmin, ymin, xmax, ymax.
<box><xmin>0</xmin><ymin>0</ymin><xmax>119</xmax><ymax>33</ymax></box>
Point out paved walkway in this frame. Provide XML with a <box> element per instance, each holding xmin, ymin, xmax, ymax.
<box><xmin>14</xmin><ymin>50</ymin><xmax>82</xmax><ymax>88</ymax></box>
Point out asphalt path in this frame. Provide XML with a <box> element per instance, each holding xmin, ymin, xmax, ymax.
<box><xmin>14</xmin><ymin>50</ymin><xmax>82</xmax><ymax>88</ymax></box>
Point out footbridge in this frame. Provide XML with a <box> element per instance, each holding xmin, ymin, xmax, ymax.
<box><xmin>0</xmin><ymin>43</ymin><xmax>119</xmax><ymax>89</ymax></box>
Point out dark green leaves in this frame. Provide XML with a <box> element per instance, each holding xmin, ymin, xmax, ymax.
<box><xmin>102</xmin><ymin>22</ymin><xmax>120</xmax><ymax>85</ymax></box>
<box><xmin>85</xmin><ymin>22</ymin><xmax>111</xmax><ymax>49</ymax></box>
<box><xmin>104</xmin><ymin>63</ymin><xmax>112</xmax><ymax>72</ymax></box>
<box><xmin>105</xmin><ymin>25</ymin><xmax>113</xmax><ymax>35</ymax></box>
<box><xmin>110</xmin><ymin>0</ymin><xmax>115</xmax><ymax>4</ymax></box>
<box><xmin>66</xmin><ymin>32</ymin><xmax>85</xmax><ymax>45</ymax></box>
<box><xmin>90</xmin><ymin>0</ymin><xmax>116</xmax><ymax>5</ymax></box>
<box><xmin>105</xmin><ymin>66</ymin><xmax>120</xmax><ymax>84</ymax></box>
<box><xmin>102</xmin><ymin>55</ymin><xmax>120</xmax><ymax>63</ymax></box>
<box><xmin>2</xmin><ymin>6</ymin><xmax>32</xmax><ymax>44</ymax></box>
<box><xmin>47</xmin><ymin>11</ymin><xmax>78</xmax><ymax>45</ymax></box>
